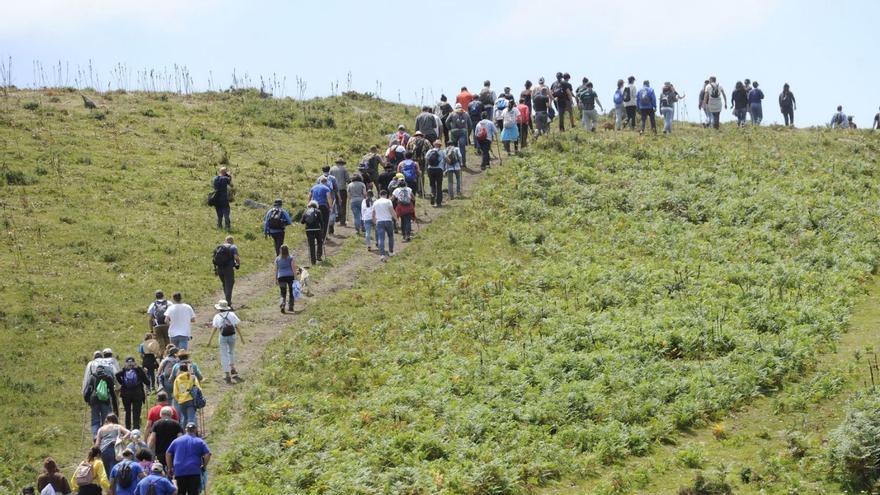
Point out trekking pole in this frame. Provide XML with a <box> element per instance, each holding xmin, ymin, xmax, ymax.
<box><xmin>495</xmin><ymin>140</ymin><xmax>503</xmax><ymax>166</ymax></box>
<box><xmin>80</xmin><ymin>407</ymin><xmax>87</xmax><ymax>449</ymax></box>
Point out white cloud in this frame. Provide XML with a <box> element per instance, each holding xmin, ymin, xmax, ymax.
<box><xmin>504</xmin><ymin>0</ymin><xmax>782</xmax><ymax>48</ymax></box>
<box><xmin>0</xmin><ymin>0</ymin><xmax>214</xmax><ymax>36</ymax></box>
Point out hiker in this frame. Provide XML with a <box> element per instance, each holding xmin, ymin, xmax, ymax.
<box><xmin>659</xmin><ymin>83</ymin><xmax>683</xmax><ymax>134</ymax></box>
<box><xmin>393</xmin><ymin>179</ymin><xmax>416</xmax><ymax>241</ymax></box>
<box><xmin>116</xmin><ymin>356</ymin><xmax>148</xmax><ymax>430</ymax></box>
<box><xmin>138</xmin><ymin>333</ymin><xmax>161</xmax><ymax>392</ymax></box>
<box><xmin>172</xmin><ymin>363</ymin><xmax>200</xmax><ymax>427</ymax></box>
<box><xmin>636</xmin><ymin>80</ymin><xmax>657</xmax><ymax>134</ymax></box>
<box><xmin>211</xmin><ymin>167</ymin><xmax>232</xmax><ymax>230</ymax></box>
<box><xmin>779</xmin><ymin>83</ymin><xmax>796</xmax><ymax>126</ymax></box>
<box><xmin>361</xmin><ymin>191</ymin><xmax>376</xmax><ymax>251</ymax></box>
<box><xmin>109</xmin><ymin>448</ymin><xmax>144</xmax><ymax>495</ymax></box>
<box><xmin>398</xmin><ymin>151</ymin><xmax>421</xmax><ymax>194</ymax></box>
<box><xmin>435</xmin><ymin>95</ymin><xmax>453</xmax><ymax>144</ymax></box>
<box><xmin>874</xmin><ymin>107</ymin><xmax>880</xmax><ymax>129</ymax></box>
<box><xmin>613</xmin><ymin>79</ymin><xmax>625</xmax><ymax>130</ymax></box>
<box><xmin>347</xmin><ymin>174</ymin><xmax>367</xmax><ymax>235</ymax></box>
<box><xmin>742</xmin><ymin>78</ymin><xmax>752</xmax><ymax>122</ymax></box>
<box><xmin>446</xmin><ymin>103</ymin><xmax>471</xmax><ymax>169</ymax></box>
<box><xmin>731</xmin><ymin>81</ymin><xmax>749</xmax><ymax>127</ymax></box>
<box><xmin>212</xmin><ymin>236</ymin><xmax>240</xmax><ymax>308</ymax></box>
<box><xmin>36</xmin><ymin>457</ymin><xmax>71</xmax><ymax>495</ymax></box>
<box><xmin>169</xmin><ymin>350</ymin><xmax>203</xmax><ymax>387</ymax></box>
<box><xmin>317</xmin><ymin>166</ymin><xmax>340</xmax><ymax>234</ymax></box>
<box><xmin>70</xmin><ymin>447</ymin><xmax>109</xmax><ymax>495</ymax></box>
<box><xmin>532</xmin><ymin>86</ymin><xmax>551</xmax><ymax>136</ymax></box>
<box><xmin>623</xmin><ymin>76</ymin><xmax>638</xmax><ymax>130</ymax></box>
<box><xmin>125</xmin><ymin>430</ymin><xmax>149</xmax><ymax>456</ymax></box>
<box><xmin>478</xmin><ymin>80</ymin><xmax>497</xmax><ymax>116</ymax></box>
<box><xmin>830</xmin><ymin>106</ymin><xmax>849</xmax><ymax>128</ymax></box>
<box><xmin>390</xmin><ymin>125</ymin><xmax>410</xmax><ymax>147</ymax></box>
<box><xmin>562</xmin><ymin>73</ymin><xmax>576</xmax><ymax>129</ymax></box>
<box><xmin>358</xmin><ymin>147</ymin><xmax>382</xmax><ymax>194</ymax></box>
<box><xmin>263</xmin><ymin>199</ymin><xmax>292</xmax><ymax>256</ymax></box>
<box><xmin>297</xmin><ymin>200</ymin><xmax>322</xmax><ymax>266</ymax></box>
<box><xmin>133</xmin><ymin>463</ymin><xmax>176</xmax><ymax>495</ymax></box>
<box><xmin>274</xmin><ymin>242</ymin><xmax>297</xmax><ymax>312</ymax></box>
<box><xmin>425</xmin><ymin>141</ymin><xmax>445</xmax><ymax>207</ymax></box>
<box><xmin>456</xmin><ymin>86</ymin><xmax>474</xmax><ymax>110</ymax></box>
<box><xmin>144</xmin><ymin>391</ymin><xmax>178</xmax><ymax>439</ymax></box>
<box><xmin>308</xmin><ymin>177</ymin><xmax>334</xmax><ymax>244</ymax></box>
<box><xmin>520</xmin><ymin>81</ymin><xmax>534</xmax><ymax>135</ymax></box>
<box><xmin>444</xmin><ymin>141</ymin><xmax>463</xmax><ymax>200</ymax></box>
<box><xmin>329</xmin><ymin>158</ymin><xmax>351</xmax><ymax>226</ymax></box>
<box><xmin>516</xmin><ymin>98</ymin><xmax>530</xmax><ymax>148</ymax></box>
<box><xmin>376</xmin><ymin>164</ymin><xmax>396</xmax><ymax>199</ymax></box>
<box><xmin>134</xmin><ymin>449</ymin><xmax>154</xmax><ymax>472</ymax></box>
<box><xmin>211</xmin><ymin>299</ymin><xmax>242</xmax><ymax>382</ymax></box>
<box><xmin>698</xmin><ymin>79</ymin><xmax>711</xmax><ymax>127</ymax></box>
<box><xmin>492</xmin><ymin>94</ymin><xmax>507</xmax><ymax>133</ymax></box>
<box><xmin>147</xmin><ymin>407</ymin><xmax>182</xmax><ymax>469</ymax></box>
<box><xmin>156</xmin><ymin>348</ymin><xmax>179</xmax><ymax>397</ymax></box>
<box><xmin>165</xmin><ymin>293</ymin><xmax>196</xmax><ymax>351</ymax></box>
<box><xmin>703</xmin><ymin>76</ymin><xmax>727</xmax><ymax>129</ymax></box>
<box><xmin>475</xmin><ymin>112</ymin><xmax>498</xmax><ymax>170</ymax></box>
<box><xmin>500</xmin><ymin>101</ymin><xmax>520</xmax><ymax>154</ymax></box>
<box><xmin>165</xmin><ymin>422</ymin><xmax>211</xmax><ymax>495</ymax></box>
<box><xmin>846</xmin><ymin>115</ymin><xmax>856</xmax><ymax>129</ymax></box>
<box><xmin>95</xmin><ymin>413</ymin><xmax>130</xmax><ymax>478</ymax></box>
<box><xmin>576</xmin><ymin>81</ymin><xmax>603</xmax><ymax>132</ymax></box>
<box><xmin>748</xmin><ymin>81</ymin><xmax>765</xmax><ymax>125</ymax></box>
<box><xmin>415</xmin><ymin>107</ymin><xmax>440</xmax><ymax>143</ymax></box>
<box><xmin>407</xmin><ymin>131</ymin><xmax>432</xmax><ymax>195</ymax></box>
<box><xmin>82</xmin><ymin>350</ymin><xmax>119</xmax><ymax>436</ymax></box>
<box><xmin>467</xmin><ymin>95</ymin><xmax>484</xmax><ymax>140</ymax></box>
<box><xmin>147</xmin><ymin>291</ymin><xmax>170</xmax><ymax>351</ymax></box>
<box><xmin>385</xmin><ymin>143</ymin><xmax>406</xmax><ymax>169</ymax></box>
<box><xmin>374</xmin><ymin>190</ymin><xmax>397</xmax><ymax>261</ymax></box>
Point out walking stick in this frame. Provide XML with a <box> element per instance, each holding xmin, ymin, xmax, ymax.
<box><xmin>80</xmin><ymin>407</ymin><xmax>88</xmax><ymax>449</ymax></box>
<box><xmin>495</xmin><ymin>139</ymin><xmax>503</xmax><ymax>166</ymax></box>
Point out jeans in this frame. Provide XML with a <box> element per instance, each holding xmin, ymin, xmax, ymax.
<box><xmin>121</xmin><ymin>395</ymin><xmax>143</xmax><ymax>430</ymax></box>
<box><xmin>178</xmin><ymin>401</ymin><xmax>197</xmax><ymax>427</ymax></box>
<box><xmin>454</xmin><ymin>131</ymin><xmax>468</xmax><ymax>168</ymax></box>
<box><xmin>363</xmin><ymin>219</ymin><xmax>374</xmax><ymax>248</ymax></box>
<box><xmin>318</xmin><ymin>205</ymin><xmax>330</xmax><ymax>242</ymax></box>
<box><xmin>535</xmin><ymin>111</ymin><xmax>549</xmax><ymax>135</ymax></box>
<box><xmin>90</xmin><ymin>401</ymin><xmax>112</xmax><ymax>437</ymax></box>
<box><xmin>733</xmin><ymin>108</ymin><xmax>747</xmax><ymax>126</ymax></box>
<box><xmin>101</xmin><ymin>443</ymin><xmax>116</xmax><ymax>478</ymax></box>
<box><xmin>214</xmin><ymin>203</ymin><xmax>230</xmax><ymax>229</ymax></box>
<box><xmin>171</xmin><ymin>335</ymin><xmax>190</xmax><ymax>350</ymax></box>
<box><xmin>219</xmin><ymin>334</ymin><xmax>236</xmax><ymax>373</ymax></box>
<box><xmin>711</xmin><ymin>111</ymin><xmax>721</xmax><ymax>129</ymax></box>
<box><xmin>782</xmin><ymin>108</ymin><xmax>794</xmax><ymax>126</ymax></box>
<box><xmin>518</xmin><ymin>122</ymin><xmax>528</xmax><ymax>148</ymax></box>
<box><xmin>350</xmin><ymin>200</ymin><xmax>363</xmax><ymax>232</ymax></box>
<box><xmin>376</xmin><ymin>220</ymin><xmax>394</xmax><ymax>256</ymax></box>
<box><xmin>175</xmin><ymin>475</ymin><xmax>201</xmax><ymax>495</ymax></box>
<box><xmin>479</xmin><ymin>140</ymin><xmax>491</xmax><ymax>169</ymax></box>
<box><xmin>337</xmin><ymin>190</ymin><xmax>347</xmax><ymax>225</ymax></box>
<box><xmin>615</xmin><ymin>104</ymin><xmax>625</xmax><ymax>130</ymax></box>
<box><xmin>305</xmin><ymin>230</ymin><xmax>322</xmax><ymax>264</ymax></box>
<box><xmin>660</xmin><ymin>106</ymin><xmax>674</xmax><ymax>133</ymax></box>
<box><xmin>703</xmin><ymin>108</ymin><xmax>712</xmax><ymax>126</ymax></box>
<box><xmin>447</xmin><ymin>170</ymin><xmax>461</xmax><ymax>198</ymax></box>
<box><xmin>639</xmin><ymin>108</ymin><xmax>656</xmax><ymax>133</ymax></box>
<box><xmin>581</xmin><ymin>109</ymin><xmax>599</xmax><ymax>131</ymax></box>
<box><xmin>625</xmin><ymin>106</ymin><xmax>637</xmax><ymax>129</ymax></box>
<box><xmin>217</xmin><ymin>265</ymin><xmax>235</xmax><ymax>307</ymax></box>
<box><xmin>278</xmin><ymin>276</ymin><xmax>294</xmax><ymax>303</ymax></box>
<box><xmin>270</xmin><ymin>231</ymin><xmax>285</xmax><ymax>256</ymax></box>
<box><xmin>750</xmin><ymin>103</ymin><xmax>763</xmax><ymax>124</ymax></box>
<box><xmin>400</xmin><ymin>213</ymin><xmax>413</xmax><ymax>239</ymax></box>
<box><xmin>428</xmin><ymin>168</ymin><xmax>444</xmax><ymax>206</ymax></box>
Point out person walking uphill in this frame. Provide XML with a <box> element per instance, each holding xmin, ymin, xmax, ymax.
<box><xmin>373</xmin><ymin>190</ymin><xmax>397</xmax><ymax>262</ymax></box>
<box><xmin>636</xmin><ymin>80</ymin><xmax>657</xmax><ymax>134</ymax></box>
<box><xmin>95</xmin><ymin>414</ymin><xmax>130</xmax><ymax>478</ymax></box>
<box><xmin>475</xmin><ymin>112</ymin><xmax>498</xmax><ymax>170</ymax></box>
<box><xmin>210</xmin><ymin>167</ymin><xmax>232</xmax><ymax>230</ymax></box>
<box><xmin>263</xmin><ymin>199</ymin><xmax>292</xmax><ymax>256</ymax></box>
<box><xmin>576</xmin><ymin>81</ymin><xmax>603</xmax><ymax>132</ymax></box>
<box><xmin>116</xmin><ymin>356</ymin><xmax>148</xmax><ymax>430</ymax></box>
<box><xmin>623</xmin><ymin>76</ymin><xmax>638</xmax><ymax>130</ymax></box>
<box><xmin>347</xmin><ymin>174</ymin><xmax>367</xmax><ymax>236</ymax></box>
<box><xmin>83</xmin><ymin>349</ymin><xmax>119</xmax><ymax>437</ymax></box>
<box><xmin>779</xmin><ymin>83</ymin><xmax>796</xmax><ymax>126</ymax></box>
<box><xmin>300</xmin><ymin>201</ymin><xmax>324</xmax><ymax>265</ymax></box>
<box><xmin>703</xmin><ymin>76</ymin><xmax>727</xmax><ymax>129</ymax></box>
<box><xmin>407</xmin><ymin>132</ymin><xmax>432</xmax><ymax>196</ymax></box>
<box><xmin>830</xmin><ymin>105</ymin><xmax>849</xmax><ymax>128</ymax></box>
<box><xmin>748</xmin><ymin>81</ymin><xmax>765</xmax><ymax>125</ymax></box>
<box><xmin>551</xmin><ymin>72</ymin><xmax>574</xmax><ymax>132</ymax></box>
<box><xmin>446</xmin><ymin>103</ymin><xmax>471</xmax><ymax>169</ymax></box>
<box><xmin>70</xmin><ymin>447</ymin><xmax>110</xmax><ymax>495</ymax></box>
<box><xmin>329</xmin><ymin>158</ymin><xmax>351</xmax><ymax>226</ymax></box>
<box><xmin>731</xmin><ymin>81</ymin><xmax>749</xmax><ymax>127</ymax></box>
<box><xmin>133</xmin><ymin>463</ymin><xmax>176</xmax><ymax>495</ymax></box>
<box><xmin>165</xmin><ymin>422</ymin><xmax>210</xmax><ymax>495</ymax></box>
<box><xmin>659</xmin><ymin>82</ymin><xmax>683</xmax><ymax>134</ymax></box>
<box><xmin>210</xmin><ymin>299</ymin><xmax>243</xmax><ymax>383</ymax></box>
<box><xmin>147</xmin><ymin>291</ymin><xmax>170</xmax><ymax>352</ymax></box>
<box><xmin>500</xmin><ymin>102</ymin><xmax>521</xmax><ymax>154</ymax></box>
<box><xmin>415</xmin><ymin>106</ymin><xmax>441</xmax><ymax>144</ymax></box>
<box><xmin>172</xmin><ymin>363</ymin><xmax>201</xmax><ymax>427</ymax></box>
<box><xmin>308</xmin><ymin>177</ymin><xmax>334</xmax><ymax>244</ymax></box>
<box><xmin>425</xmin><ymin>141</ymin><xmax>445</xmax><ymax>207</ymax></box>
<box><xmin>435</xmin><ymin>95</ymin><xmax>453</xmax><ymax>145</ymax></box>
<box><xmin>37</xmin><ymin>457</ymin><xmax>71</xmax><ymax>495</ymax></box>
<box><xmin>274</xmin><ymin>244</ymin><xmax>297</xmax><ymax>314</ymax></box>
<box><xmin>212</xmin><ymin>235</ymin><xmax>240</xmax><ymax>308</ymax></box>
<box><xmin>109</xmin><ymin>448</ymin><xmax>144</xmax><ymax>495</ymax></box>
<box><xmin>443</xmin><ymin>142</ymin><xmax>463</xmax><ymax>199</ymax></box>
<box><xmin>165</xmin><ymin>293</ymin><xmax>195</xmax><ymax>351</ymax></box>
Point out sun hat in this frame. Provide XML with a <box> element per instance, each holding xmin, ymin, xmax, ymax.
<box><xmin>335</xmin><ymin>157</ymin><xmax>345</xmax><ymax>164</ymax></box>
<box><xmin>414</xmin><ymin>131</ymin><xmax>423</xmax><ymax>136</ymax></box>
<box><xmin>454</xmin><ymin>103</ymin><xmax>462</xmax><ymax>109</ymax></box>
<box><xmin>397</xmin><ymin>124</ymin><xmax>405</xmax><ymax>130</ymax></box>
<box><xmin>151</xmin><ymin>462</ymin><xmax>164</xmax><ymax>473</ymax></box>
<box><xmin>215</xmin><ymin>299</ymin><xmax>231</xmax><ymax>311</ymax></box>
<box><xmin>395</xmin><ymin>173</ymin><xmax>404</xmax><ymax>180</ymax></box>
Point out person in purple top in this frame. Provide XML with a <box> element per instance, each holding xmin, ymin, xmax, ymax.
<box><xmin>747</xmin><ymin>81</ymin><xmax>765</xmax><ymax>125</ymax></box>
<box><xmin>308</xmin><ymin>177</ymin><xmax>334</xmax><ymax>244</ymax></box>
<box><xmin>165</xmin><ymin>423</ymin><xmax>210</xmax><ymax>495</ymax></box>
<box><xmin>636</xmin><ymin>80</ymin><xmax>657</xmax><ymax>134</ymax></box>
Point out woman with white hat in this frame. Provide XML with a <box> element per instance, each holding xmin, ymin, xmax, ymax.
<box><xmin>209</xmin><ymin>300</ymin><xmax>243</xmax><ymax>384</ymax></box>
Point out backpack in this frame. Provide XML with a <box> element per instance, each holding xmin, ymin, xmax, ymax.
<box><xmin>74</xmin><ymin>461</ymin><xmax>96</xmax><ymax>486</ymax></box>
<box><xmin>660</xmin><ymin>93</ymin><xmax>671</xmax><ymax>107</ymax></box>
<box><xmin>468</xmin><ymin>101</ymin><xmax>483</xmax><ymax>122</ymax></box>
<box><xmin>152</xmin><ymin>300</ymin><xmax>168</xmax><ymax>326</ymax></box>
<box><xmin>220</xmin><ymin>312</ymin><xmax>236</xmax><ymax>337</ymax></box>
<box><xmin>445</xmin><ymin>148</ymin><xmax>459</xmax><ymax>165</ymax></box>
<box><xmin>116</xmin><ymin>460</ymin><xmax>134</xmax><ymax>489</ymax></box>
<box><xmin>426</xmin><ymin>150</ymin><xmax>441</xmax><ymax>168</ymax></box>
<box><xmin>623</xmin><ymin>86</ymin><xmax>632</xmax><ymax>102</ymax></box>
<box><xmin>449</xmin><ymin>112</ymin><xmax>469</xmax><ymax>131</ymax></box>
<box><xmin>479</xmin><ymin>88</ymin><xmax>494</xmax><ymax>106</ymax></box>
<box><xmin>267</xmin><ymin>208</ymin><xmax>285</xmax><ymax>229</ymax></box>
<box><xmin>90</xmin><ymin>362</ymin><xmax>113</xmax><ymax>402</ymax></box>
<box><xmin>613</xmin><ymin>89</ymin><xmax>623</xmax><ymax>105</ymax></box>
<box><xmin>212</xmin><ymin>244</ymin><xmax>234</xmax><ymax>267</ymax></box>
<box><xmin>123</xmin><ymin>368</ymin><xmax>139</xmax><ymax>389</ymax></box>
<box><xmin>710</xmin><ymin>84</ymin><xmax>720</xmax><ymax>98</ymax></box>
<box><xmin>95</xmin><ymin>379</ymin><xmax>110</xmax><ymax>401</ymax></box>
<box><xmin>495</xmin><ymin>98</ymin><xmax>508</xmax><ymax>111</ymax></box>
<box><xmin>191</xmin><ymin>384</ymin><xmax>207</xmax><ymax>409</ymax></box>
<box><xmin>397</xmin><ymin>188</ymin><xmax>412</xmax><ymax>205</ymax></box>
<box><xmin>502</xmin><ymin>109</ymin><xmax>517</xmax><ymax>129</ymax></box>
<box><xmin>40</xmin><ymin>483</ymin><xmax>56</xmax><ymax>495</ymax></box>
<box><xmin>551</xmin><ymin>82</ymin><xmax>565</xmax><ymax>99</ymax></box>
<box><xmin>402</xmin><ymin>161</ymin><xmax>418</xmax><ymax>182</ymax></box>
<box><xmin>144</xmin><ymin>339</ymin><xmax>161</xmax><ymax>356</ymax></box>
<box><xmin>301</xmin><ymin>208</ymin><xmax>320</xmax><ymax>228</ymax></box>
<box><xmin>476</xmin><ymin>125</ymin><xmax>489</xmax><ymax>142</ymax></box>
<box><xmin>639</xmin><ymin>89</ymin><xmax>652</xmax><ymax>106</ymax></box>
<box><xmin>145</xmin><ymin>481</ymin><xmax>159</xmax><ymax>495</ymax></box>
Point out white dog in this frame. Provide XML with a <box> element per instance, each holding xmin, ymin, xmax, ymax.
<box><xmin>298</xmin><ymin>267</ymin><xmax>312</xmax><ymax>296</ymax></box>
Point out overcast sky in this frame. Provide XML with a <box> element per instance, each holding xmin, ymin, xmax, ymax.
<box><xmin>2</xmin><ymin>0</ymin><xmax>878</xmax><ymax>127</ymax></box>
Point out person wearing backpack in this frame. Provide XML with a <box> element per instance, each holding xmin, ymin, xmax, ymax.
<box><xmin>435</xmin><ymin>95</ymin><xmax>454</xmax><ymax>145</ymax></box>
<box><xmin>702</xmin><ymin>76</ymin><xmax>728</xmax><ymax>129</ymax></box>
<box><xmin>613</xmin><ymin>79</ymin><xmax>626</xmax><ymax>130</ymax></box>
<box><xmin>70</xmin><ymin>447</ymin><xmax>109</xmax><ymax>495</ymax></box>
<box><xmin>830</xmin><ymin>105</ymin><xmax>849</xmax><ymax>128</ymax></box>
<box><xmin>347</xmin><ymin>174</ymin><xmax>367</xmax><ymax>236</ymax></box>
<box><xmin>493</xmin><ymin>95</ymin><xmax>508</xmax><ymax>133</ymax></box>
<box><xmin>147</xmin><ymin>291</ymin><xmax>170</xmax><ymax>351</ymax></box>
<box><xmin>474</xmin><ymin>112</ymin><xmax>498</xmax><ymax>170</ymax></box>
<box><xmin>397</xmin><ymin>151</ymin><xmax>421</xmax><ymax>194</ymax></box>
<box><xmin>532</xmin><ymin>89</ymin><xmax>551</xmax><ymax>137</ymax></box>
<box><xmin>138</xmin><ymin>333</ymin><xmax>161</xmax><ymax>392</ymax></box>
<box><xmin>456</xmin><ymin>86</ymin><xmax>473</xmax><ymax>110</ymax></box>
<box><xmin>520</xmin><ymin>81</ymin><xmax>534</xmax><ymax>135</ymax></box>
<box><xmin>156</xmin><ymin>348</ymin><xmax>179</xmax><ymax>397</ymax></box>
<box><xmin>300</xmin><ymin>200</ymin><xmax>324</xmax><ymax>266</ymax></box>
<box><xmin>390</xmin><ymin>124</ymin><xmax>410</xmax><ymax>148</ymax></box>
<box><xmin>697</xmin><ymin>79</ymin><xmax>711</xmax><ymax>127</ymax></box>
<box><xmin>263</xmin><ymin>199</ymin><xmax>292</xmax><ymax>256</ymax></box>
<box><xmin>36</xmin><ymin>458</ymin><xmax>72</xmax><ymax>495</ymax></box>
<box><xmin>361</xmin><ymin>191</ymin><xmax>377</xmax><ymax>251</ymax></box>
<box><xmin>748</xmin><ymin>81</ymin><xmax>765</xmax><ymax>125</ymax></box>
<box><xmin>778</xmin><ymin>83</ymin><xmax>796</xmax><ymax>127</ymax></box>
<box><xmin>317</xmin><ymin>166</ymin><xmax>340</xmax><ymax>234</ymax></box>
<box><xmin>623</xmin><ymin>76</ymin><xmax>638</xmax><ymax>130</ymax></box>
<box><xmin>576</xmin><ymin>81</ymin><xmax>604</xmax><ymax>132</ymax></box>
<box><xmin>115</xmin><ymin>357</ymin><xmax>148</xmax><ymax>430</ymax></box>
<box><xmin>329</xmin><ymin>158</ymin><xmax>351</xmax><ymax>226</ymax></box>
<box><xmin>308</xmin><ymin>177</ymin><xmax>334</xmax><ymax>245</ymax></box>
<box><xmin>392</xmin><ymin>180</ymin><xmax>416</xmax><ymax>242</ymax></box>
<box><xmin>212</xmin><ymin>236</ymin><xmax>240</xmax><ymax>309</ymax></box>
<box><xmin>446</xmin><ymin>104</ymin><xmax>471</xmax><ymax>169</ymax></box>
<box><xmin>165</xmin><ymin>293</ymin><xmax>196</xmax><ymax>351</ymax></box>
<box><xmin>373</xmin><ymin>190</ymin><xmax>397</xmax><ymax>261</ymax></box>
<box><xmin>659</xmin><ymin>82</ymin><xmax>684</xmax><ymax>134</ymax></box>
<box><xmin>132</xmin><ymin>463</ymin><xmax>176</xmax><ymax>495</ymax></box>
<box><xmin>406</xmin><ymin>132</ymin><xmax>431</xmax><ymax>196</ymax></box>
<box><xmin>425</xmin><ymin>141</ymin><xmax>446</xmax><ymax>207</ymax></box>
<box><xmin>359</xmin><ymin>146</ymin><xmax>384</xmax><ymax>195</ymax></box>
<box><xmin>500</xmin><ymin>102</ymin><xmax>521</xmax><ymax>155</ymax></box>
<box><xmin>165</xmin><ymin>423</ymin><xmax>211</xmax><ymax>495</ymax></box>
<box><xmin>172</xmin><ymin>364</ymin><xmax>201</xmax><ymax>427</ymax></box>
<box><xmin>874</xmin><ymin>106</ymin><xmax>880</xmax><ymax>130</ymax></box>
<box><xmin>94</xmin><ymin>414</ymin><xmax>130</xmax><ymax>478</ymax></box>
<box><xmin>415</xmin><ymin>107</ymin><xmax>440</xmax><ymax>144</ymax></box>
<box><xmin>444</xmin><ymin>142</ymin><xmax>463</xmax><ymax>200</ymax></box>
<box><xmin>273</xmin><ymin>243</ymin><xmax>297</xmax><ymax>313</ymax></box>
<box><xmin>551</xmin><ymin>73</ymin><xmax>571</xmax><ymax>131</ymax></box>
<box><xmin>730</xmin><ymin>81</ymin><xmax>749</xmax><ymax>127</ymax></box>
<box><xmin>109</xmin><ymin>448</ymin><xmax>145</xmax><ymax>495</ymax></box>
<box><xmin>211</xmin><ymin>299</ymin><xmax>243</xmax><ymax>383</ymax></box>
<box><xmin>478</xmin><ymin>80</ymin><xmax>496</xmax><ymax>111</ymax></box>
<box><xmin>636</xmin><ymin>80</ymin><xmax>657</xmax><ymax>135</ymax></box>
<box><xmin>83</xmin><ymin>351</ymin><xmax>120</xmax><ymax>436</ymax></box>
<box><xmin>210</xmin><ymin>167</ymin><xmax>232</xmax><ymax>230</ymax></box>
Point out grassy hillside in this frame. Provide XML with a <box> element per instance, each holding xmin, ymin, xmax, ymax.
<box><xmin>210</xmin><ymin>126</ymin><xmax>880</xmax><ymax>494</ymax></box>
<box><xmin>0</xmin><ymin>88</ymin><xmax>414</xmax><ymax>489</ymax></box>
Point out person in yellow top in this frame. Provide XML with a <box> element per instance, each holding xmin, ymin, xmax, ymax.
<box><xmin>70</xmin><ymin>446</ymin><xmax>110</xmax><ymax>495</ymax></box>
<box><xmin>172</xmin><ymin>363</ymin><xmax>200</xmax><ymax>428</ymax></box>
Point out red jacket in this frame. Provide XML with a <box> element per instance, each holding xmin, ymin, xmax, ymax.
<box><xmin>456</xmin><ymin>91</ymin><xmax>474</xmax><ymax>110</ymax></box>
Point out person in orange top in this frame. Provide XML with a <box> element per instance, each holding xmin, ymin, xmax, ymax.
<box><xmin>456</xmin><ymin>86</ymin><xmax>473</xmax><ymax>110</ymax></box>
<box><xmin>516</xmin><ymin>98</ymin><xmax>531</xmax><ymax>149</ymax></box>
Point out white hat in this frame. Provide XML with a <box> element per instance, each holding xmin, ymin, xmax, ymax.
<box><xmin>215</xmin><ymin>300</ymin><xmax>231</xmax><ymax>311</ymax></box>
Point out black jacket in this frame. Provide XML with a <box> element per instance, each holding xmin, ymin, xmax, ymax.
<box><xmin>116</xmin><ymin>367</ymin><xmax>148</xmax><ymax>401</ymax></box>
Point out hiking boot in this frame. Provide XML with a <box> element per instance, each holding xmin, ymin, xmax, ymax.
<box><xmin>280</xmin><ymin>297</ymin><xmax>286</xmax><ymax>314</ymax></box>
<box><xmin>288</xmin><ymin>302</ymin><xmax>294</xmax><ymax>312</ymax></box>
<box><xmin>224</xmin><ymin>374</ymin><xmax>232</xmax><ymax>384</ymax></box>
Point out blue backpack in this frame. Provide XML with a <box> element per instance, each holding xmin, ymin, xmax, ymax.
<box><xmin>401</xmin><ymin>161</ymin><xmax>418</xmax><ymax>182</ymax></box>
<box><xmin>613</xmin><ymin>89</ymin><xmax>624</xmax><ymax>105</ymax></box>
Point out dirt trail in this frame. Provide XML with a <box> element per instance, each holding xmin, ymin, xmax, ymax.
<box><xmin>184</xmin><ymin>160</ymin><xmax>494</xmax><ymax>452</ymax></box>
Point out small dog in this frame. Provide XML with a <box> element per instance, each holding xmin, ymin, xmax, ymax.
<box><xmin>298</xmin><ymin>267</ymin><xmax>312</xmax><ymax>296</ymax></box>
<box><xmin>603</xmin><ymin>122</ymin><xmax>615</xmax><ymax>130</ymax></box>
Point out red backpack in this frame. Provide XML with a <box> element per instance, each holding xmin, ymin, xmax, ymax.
<box><xmin>476</xmin><ymin>125</ymin><xmax>488</xmax><ymax>142</ymax></box>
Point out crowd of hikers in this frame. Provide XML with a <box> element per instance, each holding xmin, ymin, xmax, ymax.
<box><xmin>27</xmin><ymin>72</ymin><xmax>880</xmax><ymax>495</ymax></box>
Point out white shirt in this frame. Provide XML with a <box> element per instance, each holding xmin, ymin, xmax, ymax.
<box><xmin>624</xmin><ymin>83</ymin><xmax>638</xmax><ymax>107</ymax></box>
<box><xmin>361</xmin><ymin>199</ymin><xmax>375</xmax><ymax>222</ymax></box>
<box><xmin>212</xmin><ymin>310</ymin><xmax>241</xmax><ymax>328</ymax></box>
<box><xmin>166</xmin><ymin>303</ymin><xmax>195</xmax><ymax>338</ymax></box>
<box><xmin>373</xmin><ymin>197</ymin><xmax>395</xmax><ymax>222</ymax></box>
<box><xmin>392</xmin><ymin>186</ymin><xmax>413</xmax><ymax>203</ymax></box>
<box><xmin>705</xmin><ymin>83</ymin><xmax>724</xmax><ymax>112</ymax></box>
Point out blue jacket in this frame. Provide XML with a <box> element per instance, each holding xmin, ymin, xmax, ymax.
<box><xmin>636</xmin><ymin>87</ymin><xmax>656</xmax><ymax>110</ymax></box>
<box><xmin>264</xmin><ymin>207</ymin><xmax>292</xmax><ymax>235</ymax></box>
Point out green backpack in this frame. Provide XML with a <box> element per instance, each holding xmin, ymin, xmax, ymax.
<box><xmin>95</xmin><ymin>378</ymin><xmax>110</xmax><ymax>402</ymax></box>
